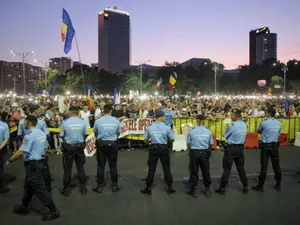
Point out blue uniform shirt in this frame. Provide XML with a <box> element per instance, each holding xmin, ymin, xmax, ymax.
<box><xmin>18</xmin><ymin>118</ymin><xmax>49</xmax><ymax>136</ymax></box>
<box><xmin>224</xmin><ymin>120</ymin><xmax>247</xmax><ymax>144</ymax></box>
<box><xmin>19</xmin><ymin>128</ymin><xmax>47</xmax><ymax>161</ymax></box>
<box><xmin>162</xmin><ymin>109</ymin><xmax>175</xmax><ymax>126</ymax></box>
<box><xmin>93</xmin><ymin>115</ymin><xmax>121</xmax><ymax>141</ymax></box>
<box><xmin>187</xmin><ymin>126</ymin><xmax>213</xmax><ymax>150</ymax></box>
<box><xmin>258</xmin><ymin>118</ymin><xmax>281</xmax><ymax>143</ymax></box>
<box><xmin>60</xmin><ymin>117</ymin><xmax>88</xmax><ymax>144</ymax></box>
<box><xmin>144</xmin><ymin>122</ymin><xmax>174</xmax><ymax>144</ymax></box>
<box><xmin>0</xmin><ymin>121</ymin><xmax>9</xmax><ymax>144</ymax></box>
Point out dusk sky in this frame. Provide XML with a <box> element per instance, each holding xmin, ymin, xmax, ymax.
<box><xmin>0</xmin><ymin>0</ymin><xmax>299</xmax><ymax>69</ymax></box>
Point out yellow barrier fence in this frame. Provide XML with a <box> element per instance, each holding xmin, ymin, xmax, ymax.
<box><xmin>9</xmin><ymin>117</ymin><xmax>300</xmax><ymax>141</ymax></box>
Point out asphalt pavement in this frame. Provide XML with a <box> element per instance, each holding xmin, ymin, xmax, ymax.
<box><xmin>1</xmin><ymin>147</ymin><xmax>300</xmax><ymax>225</ymax></box>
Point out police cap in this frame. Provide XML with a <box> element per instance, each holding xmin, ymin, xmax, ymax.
<box><xmin>69</xmin><ymin>106</ymin><xmax>79</xmax><ymax>111</ymax></box>
<box><xmin>25</xmin><ymin>115</ymin><xmax>38</xmax><ymax>125</ymax></box>
<box><xmin>267</xmin><ymin>107</ymin><xmax>276</xmax><ymax>116</ymax></box>
<box><xmin>231</xmin><ymin>108</ymin><xmax>242</xmax><ymax>114</ymax></box>
<box><xmin>155</xmin><ymin>110</ymin><xmax>165</xmax><ymax>117</ymax></box>
<box><xmin>29</xmin><ymin>104</ymin><xmax>40</xmax><ymax>112</ymax></box>
<box><xmin>196</xmin><ymin>114</ymin><xmax>206</xmax><ymax>120</ymax></box>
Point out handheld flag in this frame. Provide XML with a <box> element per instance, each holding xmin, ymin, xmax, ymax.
<box><xmin>86</xmin><ymin>84</ymin><xmax>95</xmax><ymax>110</ymax></box>
<box><xmin>265</xmin><ymin>88</ymin><xmax>272</xmax><ymax>96</ymax></box>
<box><xmin>61</xmin><ymin>9</ymin><xmax>75</xmax><ymax>54</ymax></box>
<box><xmin>113</xmin><ymin>87</ymin><xmax>120</xmax><ymax>105</ymax></box>
<box><xmin>197</xmin><ymin>91</ymin><xmax>201</xmax><ymax>96</ymax></box>
<box><xmin>154</xmin><ymin>77</ymin><xmax>162</xmax><ymax>89</ymax></box>
<box><xmin>168</xmin><ymin>71</ymin><xmax>177</xmax><ymax>90</ymax></box>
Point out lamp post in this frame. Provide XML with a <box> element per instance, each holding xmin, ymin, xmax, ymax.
<box><xmin>35</xmin><ymin>60</ymin><xmax>48</xmax><ymax>92</ymax></box>
<box><xmin>204</xmin><ymin>61</ymin><xmax>224</xmax><ymax>95</ymax></box>
<box><xmin>134</xmin><ymin>60</ymin><xmax>151</xmax><ymax>96</ymax></box>
<box><xmin>282</xmin><ymin>64</ymin><xmax>288</xmax><ymax>96</ymax></box>
<box><xmin>10</xmin><ymin>50</ymin><xmax>34</xmax><ymax>94</ymax></box>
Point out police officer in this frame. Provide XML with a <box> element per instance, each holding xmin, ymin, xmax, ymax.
<box><xmin>18</xmin><ymin>104</ymin><xmax>52</xmax><ymax>192</ymax></box>
<box><xmin>60</xmin><ymin>106</ymin><xmax>88</xmax><ymax>196</ymax></box>
<box><xmin>161</xmin><ymin>101</ymin><xmax>175</xmax><ymax>152</ymax></box>
<box><xmin>93</xmin><ymin>104</ymin><xmax>121</xmax><ymax>193</ymax></box>
<box><xmin>0</xmin><ymin>111</ymin><xmax>10</xmax><ymax>194</ymax></box>
<box><xmin>186</xmin><ymin>114</ymin><xmax>213</xmax><ymax>197</ymax></box>
<box><xmin>141</xmin><ymin>110</ymin><xmax>175</xmax><ymax>195</ymax></box>
<box><xmin>6</xmin><ymin>115</ymin><xmax>60</xmax><ymax>221</ymax></box>
<box><xmin>252</xmin><ymin>107</ymin><xmax>282</xmax><ymax>191</ymax></box>
<box><xmin>215</xmin><ymin>109</ymin><xmax>248</xmax><ymax>195</ymax></box>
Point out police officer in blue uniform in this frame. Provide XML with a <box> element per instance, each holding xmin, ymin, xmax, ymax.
<box><xmin>60</xmin><ymin>106</ymin><xmax>88</xmax><ymax>196</ymax></box>
<box><xmin>0</xmin><ymin>111</ymin><xmax>10</xmax><ymax>194</ymax></box>
<box><xmin>18</xmin><ymin>104</ymin><xmax>52</xmax><ymax>192</ymax></box>
<box><xmin>93</xmin><ymin>104</ymin><xmax>121</xmax><ymax>193</ymax></box>
<box><xmin>215</xmin><ymin>109</ymin><xmax>248</xmax><ymax>195</ymax></box>
<box><xmin>6</xmin><ymin>115</ymin><xmax>60</xmax><ymax>221</ymax></box>
<box><xmin>141</xmin><ymin>110</ymin><xmax>175</xmax><ymax>195</ymax></box>
<box><xmin>186</xmin><ymin>114</ymin><xmax>213</xmax><ymax>197</ymax></box>
<box><xmin>252</xmin><ymin>107</ymin><xmax>282</xmax><ymax>191</ymax></box>
<box><xmin>161</xmin><ymin>101</ymin><xmax>175</xmax><ymax>152</ymax></box>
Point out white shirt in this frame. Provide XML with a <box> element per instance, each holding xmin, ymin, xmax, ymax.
<box><xmin>80</xmin><ymin>110</ymin><xmax>91</xmax><ymax>128</ymax></box>
<box><xmin>94</xmin><ymin>108</ymin><xmax>102</xmax><ymax>120</ymax></box>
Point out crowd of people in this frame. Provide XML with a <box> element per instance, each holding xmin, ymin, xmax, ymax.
<box><xmin>0</xmin><ymin>94</ymin><xmax>290</xmax><ymax>221</ymax></box>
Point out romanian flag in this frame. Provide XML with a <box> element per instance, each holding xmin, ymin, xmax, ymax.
<box><xmin>168</xmin><ymin>71</ymin><xmax>177</xmax><ymax>90</ymax></box>
<box><xmin>61</xmin><ymin>9</ymin><xmax>75</xmax><ymax>54</ymax></box>
<box><xmin>86</xmin><ymin>84</ymin><xmax>95</xmax><ymax>110</ymax></box>
<box><xmin>265</xmin><ymin>88</ymin><xmax>272</xmax><ymax>96</ymax></box>
<box><xmin>197</xmin><ymin>91</ymin><xmax>201</xmax><ymax>96</ymax></box>
<box><xmin>154</xmin><ymin>77</ymin><xmax>162</xmax><ymax>89</ymax></box>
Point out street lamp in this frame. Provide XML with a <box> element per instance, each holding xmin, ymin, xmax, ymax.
<box><xmin>204</xmin><ymin>61</ymin><xmax>224</xmax><ymax>94</ymax></box>
<box><xmin>10</xmin><ymin>50</ymin><xmax>34</xmax><ymax>94</ymax></box>
<box><xmin>134</xmin><ymin>60</ymin><xmax>151</xmax><ymax>96</ymax></box>
<box><xmin>35</xmin><ymin>60</ymin><xmax>48</xmax><ymax>92</ymax></box>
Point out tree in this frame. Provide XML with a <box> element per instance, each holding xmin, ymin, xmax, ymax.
<box><xmin>36</xmin><ymin>68</ymin><xmax>59</xmax><ymax>93</ymax></box>
<box><xmin>270</xmin><ymin>75</ymin><xmax>284</xmax><ymax>94</ymax></box>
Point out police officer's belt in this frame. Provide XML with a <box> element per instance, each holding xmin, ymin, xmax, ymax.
<box><xmin>191</xmin><ymin>149</ymin><xmax>209</xmax><ymax>151</ymax></box>
<box><xmin>150</xmin><ymin>144</ymin><xmax>167</xmax><ymax>146</ymax></box>
<box><xmin>227</xmin><ymin>144</ymin><xmax>244</xmax><ymax>147</ymax></box>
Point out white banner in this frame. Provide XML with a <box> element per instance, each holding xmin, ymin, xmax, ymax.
<box><xmin>119</xmin><ymin>118</ymin><xmax>154</xmax><ymax>138</ymax></box>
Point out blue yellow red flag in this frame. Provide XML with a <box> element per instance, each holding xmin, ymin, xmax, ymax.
<box><xmin>154</xmin><ymin>77</ymin><xmax>162</xmax><ymax>89</ymax></box>
<box><xmin>168</xmin><ymin>71</ymin><xmax>177</xmax><ymax>90</ymax></box>
<box><xmin>61</xmin><ymin>9</ymin><xmax>75</xmax><ymax>54</ymax></box>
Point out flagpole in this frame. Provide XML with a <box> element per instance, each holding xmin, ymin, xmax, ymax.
<box><xmin>74</xmin><ymin>34</ymin><xmax>85</xmax><ymax>94</ymax></box>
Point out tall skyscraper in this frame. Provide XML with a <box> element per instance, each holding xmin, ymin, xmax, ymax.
<box><xmin>249</xmin><ymin>27</ymin><xmax>277</xmax><ymax>67</ymax></box>
<box><xmin>98</xmin><ymin>7</ymin><xmax>130</xmax><ymax>73</ymax></box>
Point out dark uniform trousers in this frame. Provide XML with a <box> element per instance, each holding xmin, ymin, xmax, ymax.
<box><xmin>167</xmin><ymin>124</ymin><xmax>174</xmax><ymax>153</ymax></box>
<box><xmin>22</xmin><ymin>160</ymin><xmax>54</xmax><ymax>207</ymax></box>
<box><xmin>62</xmin><ymin>143</ymin><xmax>86</xmax><ymax>188</ymax></box>
<box><xmin>146</xmin><ymin>144</ymin><xmax>173</xmax><ymax>186</ymax></box>
<box><xmin>96</xmin><ymin>141</ymin><xmax>118</xmax><ymax>185</ymax></box>
<box><xmin>189</xmin><ymin>150</ymin><xmax>211</xmax><ymax>188</ymax></box>
<box><xmin>220</xmin><ymin>144</ymin><xmax>248</xmax><ymax>188</ymax></box>
<box><xmin>0</xmin><ymin>148</ymin><xmax>6</xmax><ymax>189</ymax></box>
<box><xmin>43</xmin><ymin>156</ymin><xmax>52</xmax><ymax>192</ymax></box>
<box><xmin>258</xmin><ymin>142</ymin><xmax>282</xmax><ymax>187</ymax></box>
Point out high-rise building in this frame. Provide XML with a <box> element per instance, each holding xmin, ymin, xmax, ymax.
<box><xmin>0</xmin><ymin>60</ymin><xmax>42</xmax><ymax>94</ymax></box>
<box><xmin>98</xmin><ymin>7</ymin><xmax>130</xmax><ymax>73</ymax></box>
<box><xmin>49</xmin><ymin>57</ymin><xmax>72</xmax><ymax>73</ymax></box>
<box><xmin>249</xmin><ymin>27</ymin><xmax>277</xmax><ymax>67</ymax></box>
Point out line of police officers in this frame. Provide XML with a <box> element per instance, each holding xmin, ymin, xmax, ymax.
<box><xmin>0</xmin><ymin>104</ymin><xmax>288</xmax><ymax>221</ymax></box>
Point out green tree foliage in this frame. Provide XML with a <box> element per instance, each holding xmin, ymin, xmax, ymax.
<box><xmin>36</xmin><ymin>68</ymin><xmax>59</xmax><ymax>92</ymax></box>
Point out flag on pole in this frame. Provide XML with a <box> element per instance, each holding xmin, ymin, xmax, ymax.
<box><xmin>265</xmin><ymin>88</ymin><xmax>272</xmax><ymax>96</ymax></box>
<box><xmin>168</xmin><ymin>71</ymin><xmax>177</xmax><ymax>90</ymax></box>
<box><xmin>154</xmin><ymin>77</ymin><xmax>162</xmax><ymax>89</ymax></box>
<box><xmin>197</xmin><ymin>91</ymin><xmax>201</xmax><ymax>96</ymax></box>
<box><xmin>113</xmin><ymin>87</ymin><xmax>120</xmax><ymax>105</ymax></box>
<box><xmin>61</xmin><ymin>9</ymin><xmax>75</xmax><ymax>54</ymax></box>
<box><xmin>48</xmin><ymin>76</ymin><xmax>57</xmax><ymax>98</ymax></box>
<box><xmin>86</xmin><ymin>84</ymin><xmax>95</xmax><ymax>110</ymax></box>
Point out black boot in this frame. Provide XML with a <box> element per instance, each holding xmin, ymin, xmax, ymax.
<box><xmin>112</xmin><ymin>184</ymin><xmax>121</xmax><ymax>193</ymax></box>
<box><xmin>274</xmin><ymin>183</ymin><xmax>281</xmax><ymax>191</ymax></box>
<box><xmin>141</xmin><ymin>187</ymin><xmax>152</xmax><ymax>195</ymax></box>
<box><xmin>186</xmin><ymin>187</ymin><xmax>197</xmax><ymax>197</ymax></box>
<box><xmin>166</xmin><ymin>184</ymin><xmax>176</xmax><ymax>195</ymax></box>
<box><xmin>0</xmin><ymin>187</ymin><xmax>10</xmax><ymax>194</ymax></box>
<box><xmin>13</xmin><ymin>203</ymin><xmax>29</xmax><ymax>215</ymax></box>
<box><xmin>215</xmin><ymin>187</ymin><xmax>225</xmax><ymax>195</ymax></box>
<box><xmin>80</xmin><ymin>185</ymin><xmax>87</xmax><ymax>195</ymax></box>
<box><xmin>204</xmin><ymin>187</ymin><xmax>211</xmax><ymax>197</ymax></box>
<box><xmin>60</xmin><ymin>187</ymin><xmax>71</xmax><ymax>197</ymax></box>
<box><xmin>242</xmin><ymin>185</ymin><xmax>249</xmax><ymax>194</ymax></box>
<box><xmin>93</xmin><ymin>184</ymin><xmax>105</xmax><ymax>194</ymax></box>
<box><xmin>43</xmin><ymin>205</ymin><xmax>60</xmax><ymax>221</ymax></box>
<box><xmin>252</xmin><ymin>185</ymin><xmax>264</xmax><ymax>192</ymax></box>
